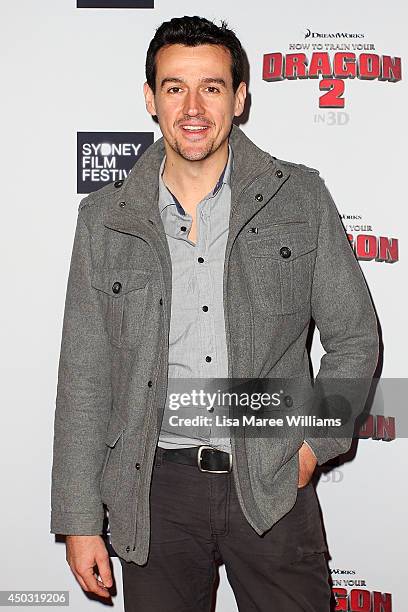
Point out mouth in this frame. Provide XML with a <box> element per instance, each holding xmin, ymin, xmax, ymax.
<box><xmin>178</xmin><ymin>122</ymin><xmax>212</xmax><ymax>140</ymax></box>
<box><xmin>181</xmin><ymin>125</ymin><xmax>208</xmax><ymax>131</ymax></box>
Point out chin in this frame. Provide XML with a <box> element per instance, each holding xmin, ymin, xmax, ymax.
<box><xmin>175</xmin><ymin>138</ymin><xmax>219</xmax><ymax>162</ymax></box>
<box><xmin>176</xmin><ymin>145</ymin><xmax>214</xmax><ymax>162</ymax></box>
<box><xmin>180</xmin><ymin>150</ymin><xmax>212</xmax><ymax>161</ymax></box>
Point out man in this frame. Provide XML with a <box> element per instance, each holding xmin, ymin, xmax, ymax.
<box><xmin>50</xmin><ymin>15</ymin><xmax>378</xmax><ymax>611</ymax></box>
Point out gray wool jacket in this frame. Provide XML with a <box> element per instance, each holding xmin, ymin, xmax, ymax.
<box><xmin>50</xmin><ymin>125</ymin><xmax>379</xmax><ymax>565</ymax></box>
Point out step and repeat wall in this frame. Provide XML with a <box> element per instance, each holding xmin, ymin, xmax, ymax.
<box><xmin>1</xmin><ymin>1</ymin><xmax>406</xmax><ymax>610</ymax></box>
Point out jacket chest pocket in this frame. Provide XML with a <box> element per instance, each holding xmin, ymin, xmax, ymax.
<box><xmin>91</xmin><ymin>269</ymin><xmax>151</xmax><ymax>349</ymax></box>
<box><xmin>243</xmin><ymin>233</ymin><xmax>317</xmax><ymax>314</ymax></box>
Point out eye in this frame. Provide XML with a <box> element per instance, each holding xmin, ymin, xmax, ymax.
<box><xmin>167</xmin><ymin>86</ymin><xmax>183</xmax><ymax>94</ymax></box>
<box><xmin>205</xmin><ymin>86</ymin><xmax>220</xmax><ymax>93</ymax></box>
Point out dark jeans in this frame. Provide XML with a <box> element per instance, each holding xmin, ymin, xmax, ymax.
<box><xmin>119</xmin><ymin>446</ymin><xmax>331</xmax><ymax>612</ymax></box>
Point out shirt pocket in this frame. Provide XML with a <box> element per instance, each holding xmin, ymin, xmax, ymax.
<box><xmin>244</xmin><ymin>231</ymin><xmax>317</xmax><ymax>314</ymax></box>
<box><xmin>91</xmin><ymin>268</ymin><xmax>152</xmax><ymax>349</ymax></box>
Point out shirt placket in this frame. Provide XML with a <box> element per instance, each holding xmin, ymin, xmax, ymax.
<box><xmin>158</xmin><ymin>148</ymin><xmax>233</xmax><ymax>452</ymax></box>
<box><xmin>196</xmin><ymin>195</ymin><xmax>218</xmax><ymax>380</ymax></box>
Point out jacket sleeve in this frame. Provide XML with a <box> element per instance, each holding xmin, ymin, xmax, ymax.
<box><xmin>304</xmin><ymin>176</ymin><xmax>379</xmax><ymax>465</ymax></box>
<box><xmin>50</xmin><ymin>201</ymin><xmax>112</xmax><ymax>534</ymax></box>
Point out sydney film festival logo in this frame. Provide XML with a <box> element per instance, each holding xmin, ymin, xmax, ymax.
<box><xmin>77</xmin><ymin>0</ymin><xmax>153</xmax><ymax>7</ymax></box>
<box><xmin>77</xmin><ymin>131</ymin><xmax>153</xmax><ymax>194</ymax></box>
<box><xmin>262</xmin><ymin>29</ymin><xmax>402</xmax><ymax>108</ymax></box>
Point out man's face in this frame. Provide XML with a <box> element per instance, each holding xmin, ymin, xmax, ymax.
<box><xmin>144</xmin><ymin>43</ymin><xmax>246</xmax><ymax>161</ymax></box>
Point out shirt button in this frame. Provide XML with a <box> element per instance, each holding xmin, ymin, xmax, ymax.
<box><xmin>135</xmin><ymin>462</ymin><xmax>141</xmax><ymax>470</ymax></box>
<box><xmin>112</xmin><ymin>281</ymin><xmax>122</xmax><ymax>294</ymax></box>
<box><xmin>197</xmin><ymin>257</ymin><xmax>204</xmax><ymax>263</ymax></box>
<box><xmin>205</xmin><ymin>356</ymin><xmax>212</xmax><ymax>362</ymax></box>
<box><xmin>119</xmin><ymin>201</ymin><xmax>126</xmax><ymax>208</ymax></box>
<box><xmin>114</xmin><ymin>180</ymin><xmax>123</xmax><ymax>188</ymax></box>
<box><xmin>276</xmin><ymin>169</ymin><xmax>284</xmax><ymax>178</ymax></box>
<box><xmin>159</xmin><ymin>298</ymin><xmax>163</xmax><ymax>305</ymax></box>
<box><xmin>180</xmin><ymin>226</ymin><xmax>187</xmax><ymax>232</ymax></box>
<box><xmin>147</xmin><ymin>380</ymin><xmax>153</xmax><ymax>387</ymax></box>
<box><xmin>202</xmin><ymin>305</ymin><xmax>209</xmax><ymax>312</ymax></box>
<box><xmin>255</xmin><ymin>193</ymin><xmax>263</xmax><ymax>202</ymax></box>
<box><xmin>125</xmin><ymin>546</ymin><xmax>130</xmax><ymax>552</ymax></box>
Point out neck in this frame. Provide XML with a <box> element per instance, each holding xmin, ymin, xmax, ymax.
<box><xmin>162</xmin><ymin>140</ymin><xmax>229</xmax><ymax>209</ymax></box>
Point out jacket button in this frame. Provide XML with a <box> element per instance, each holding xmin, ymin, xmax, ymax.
<box><xmin>148</xmin><ymin>380</ymin><xmax>153</xmax><ymax>387</ymax></box>
<box><xmin>202</xmin><ymin>305</ymin><xmax>208</xmax><ymax>312</ymax></box>
<box><xmin>114</xmin><ymin>180</ymin><xmax>123</xmax><ymax>188</ymax></box>
<box><xmin>284</xmin><ymin>395</ymin><xmax>293</xmax><ymax>407</ymax></box>
<box><xmin>279</xmin><ymin>246</ymin><xmax>291</xmax><ymax>259</ymax></box>
<box><xmin>125</xmin><ymin>546</ymin><xmax>130</xmax><ymax>552</ymax></box>
<box><xmin>205</xmin><ymin>355</ymin><xmax>212</xmax><ymax>362</ymax></box>
<box><xmin>119</xmin><ymin>201</ymin><xmax>126</xmax><ymax>208</ymax></box>
<box><xmin>255</xmin><ymin>193</ymin><xmax>263</xmax><ymax>202</ymax></box>
<box><xmin>276</xmin><ymin>170</ymin><xmax>283</xmax><ymax>178</ymax></box>
<box><xmin>197</xmin><ymin>257</ymin><xmax>204</xmax><ymax>263</ymax></box>
<box><xmin>180</xmin><ymin>226</ymin><xmax>187</xmax><ymax>232</ymax></box>
<box><xmin>112</xmin><ymin>281</ymin><xmax>122</xmax><ymax>294</ymax></box>
<box><xmin>135</xmin><ymin>462</ymin><xmax>141</xmax><ymax>470</ymax></box>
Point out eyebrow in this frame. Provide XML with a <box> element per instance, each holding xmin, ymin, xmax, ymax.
<box><xmin>160</xmin><ymin>77</ymin><xmax>227</xmax><ymax>88</ymax></box>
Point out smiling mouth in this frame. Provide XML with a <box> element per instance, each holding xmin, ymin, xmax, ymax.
<box><xmin>182</xmin><ymin>126</ymin><xmax>208</xmax><ymax>131</ymax></box>
<box><xmin>179</xmin><ymin>124</ymin><xmax>211</xmax><ymax>133</ymax></box>
<box><xmin>177</xmin><ymin>123</ymin><xmax>212</xmax><ymax>142</ymax></box>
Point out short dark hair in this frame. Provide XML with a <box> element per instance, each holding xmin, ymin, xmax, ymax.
<box><xmin>145</xmin><ymin>16</ymin><xmax>245</xmax><ymax>93</ymax></box>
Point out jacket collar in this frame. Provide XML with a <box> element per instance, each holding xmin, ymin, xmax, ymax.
<box><xmin>103</xmin><ymin>124</ymin><xmax>291</xmax><ymax>241</ymax></box>
<box><xmin>122</xmin><ymin>125</ymin><xmax>276</xmax><ymax>213</ymax></box>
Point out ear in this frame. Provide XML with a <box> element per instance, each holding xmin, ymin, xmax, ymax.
<box><xmin>143</xmin><ymin>82</ymin><xmax>157</xmax><ymax>117</ymax></box>
<box><xmin>233</xmin><ymin>82</ymin><xmax>247</xmax><ymax>118</ymax></box>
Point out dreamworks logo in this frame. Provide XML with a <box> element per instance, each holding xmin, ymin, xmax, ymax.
<box><xmin>304</xmin><ymin>28</ymin><xmax>364</xmax><ymax>39</ymax></box>
<box><xmin>77</xmin><ymin>131</ymin><xmax>153</xmax><ymax>194</ymax></box>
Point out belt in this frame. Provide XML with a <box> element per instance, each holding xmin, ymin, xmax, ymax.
<box><xmin>160</xmin><ymin>445</ymin><xmax>233</xmax><ymax>473</ymax></box>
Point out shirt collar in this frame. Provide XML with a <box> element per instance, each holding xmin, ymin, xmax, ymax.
<box><xmin>158</xmin><ymin>145</ymin><xmax>233</xmax><ymax>216</ymax></box>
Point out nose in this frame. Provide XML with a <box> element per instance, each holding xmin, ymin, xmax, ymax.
<box><xmin>183</xmin><ymin>89</ymin><xmax>205</xmax><ymax>116</ymax></box>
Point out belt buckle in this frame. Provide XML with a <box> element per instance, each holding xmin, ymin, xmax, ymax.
<box><xmin>197</xmin><ymin>445</ymin><xmax>232</xmax><ymax>473</ymax></box>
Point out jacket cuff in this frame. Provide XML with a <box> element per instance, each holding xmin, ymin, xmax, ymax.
<box><xmin>303</xmin><ymin>437</ymin><xmax>353</xmax><ymax>466</ymax></box>
<box><xmin>50</xmin><ymin>510</ymin><xmax>104</xmax><ymax>536</ymax></box>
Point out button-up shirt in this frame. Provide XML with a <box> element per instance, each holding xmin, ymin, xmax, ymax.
<box><xmin>157</xmin><ymin>147</ymin><xmax>233</xmax><ymax>454</ymax></box>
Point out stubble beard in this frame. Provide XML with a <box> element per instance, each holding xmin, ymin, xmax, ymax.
<box><xmin>171</xmin><ymin>135</ymin><xmax>218</xmax><ymax>162</ymax></box>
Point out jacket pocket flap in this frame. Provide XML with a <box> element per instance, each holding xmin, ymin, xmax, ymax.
<box><xmin>92</xmin><ymin>269</ymin><xmax>151</xmax><ymax>296</ymax></box>
<box><xmin>104</xmin><ymin>414</ymin><xmax>126</xmax><ymax>447</ymax></box>
<box><xmin>246</xmin><ymin>234</ymin><xmax>317</xmax><ymax>261</ymax></box>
